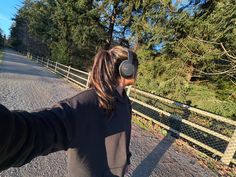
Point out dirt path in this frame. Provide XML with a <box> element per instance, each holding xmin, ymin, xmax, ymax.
<box><xmin>0</xmin><ymin>50</ymin><xmax>217</xmax><ymax>177</ymax></box>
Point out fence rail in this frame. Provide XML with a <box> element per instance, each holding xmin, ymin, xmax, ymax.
<box><xmin>24</xmin><ymin>52</ymin><xmax>236</xmax><ymax>166</ymax></box>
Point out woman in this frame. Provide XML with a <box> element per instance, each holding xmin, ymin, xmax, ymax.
<box><xmin>0</xmin><ymin>46</ymin><xmax>139</xmax><ymax>177</ymax></box>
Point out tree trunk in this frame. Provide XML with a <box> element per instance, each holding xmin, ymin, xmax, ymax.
<box><xmin>105</xmin><ymin>1</ymin><xmax>119</xmax><ymax>49</ymax></box>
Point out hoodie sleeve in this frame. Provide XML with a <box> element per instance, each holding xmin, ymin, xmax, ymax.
<box><xmin>126</xmin><ymin>98</ymin><xmax>132</xmax><ymax>165</ymax></box>
<box><xmin>0</xmin><ymin>99</ymin><xmax>76</xmax><ymax>171</ymax></box>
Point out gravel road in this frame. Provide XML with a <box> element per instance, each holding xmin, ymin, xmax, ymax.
<box><xmin>0</xmin><ymin>50</ymin><xmax>217</xmax><ymax>177</ymax></box>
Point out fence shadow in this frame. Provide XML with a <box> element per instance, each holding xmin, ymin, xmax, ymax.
<box><xmin>130</xmin><ymin>103</ymin><xmax>192</xmax><ymax>177</ymax></box>
<box><xmin>131</xmin><ymin>132</ymin><xmax>176</xmax><ymax>177</ymax></box>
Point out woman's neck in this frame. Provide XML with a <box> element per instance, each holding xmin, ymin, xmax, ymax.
<box><xmin>116</xmin><ymin>85</ymin><xmax>124</xmax><ymax>96</ymax></box>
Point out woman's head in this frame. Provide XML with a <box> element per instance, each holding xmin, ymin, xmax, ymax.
<box><xmin>89</xmin><ymin>46</ymin><xmax>139</xmax><ymax>112</ymax></box>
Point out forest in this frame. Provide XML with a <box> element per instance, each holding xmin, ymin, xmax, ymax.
<box><xmin>0</xmin><ymin>29</ymin><xmax>4</xmax><ymax>48</ymax></box>
<box><xmin>8</xmin><ymin>0</ymin><xmax>236</xmax><ymax>119</ymax></box>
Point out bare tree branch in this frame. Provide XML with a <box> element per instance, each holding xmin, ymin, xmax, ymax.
<box><xmin>220</xmin><ymin>43</ymin><xmax>236</xmax><ymax>60</ymax></box>
<box><xmin>194</xmin><ymin>68</ymin><xmax>233</xmax><ymax>76</ymax></box>
<box><xmin>229</xmin><ymin>78</ymin><xmax>236</xmax><ymax>86</ymax></box>
<box><xmin>187</xmin><ymin>36</ymin><xmax>236</xmax><ymax>60</ymax></box>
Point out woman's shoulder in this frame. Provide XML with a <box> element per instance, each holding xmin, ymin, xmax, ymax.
<box><xmin>68</xmin><ymin>88</ymin><xmax>98</xmax><ymax>106</ymax></box>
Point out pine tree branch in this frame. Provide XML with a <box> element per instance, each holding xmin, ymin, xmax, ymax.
<box><xmin>220</xmin><ymin>43</ymin><xmax>236</xmax><ymax>60</ymax></box>
<box><xmin>188</xmin><ymin>36</ymin><xmax>220</xmax><ymax>45</ymax></box>
<box><xmin>179</xmin><ymin>40</ymin><xmax>201</xmax><ymax>57</ymax></box>
<box><xmin>195</xmin><ymin>65</ymin><xmax>236</xmax><ymax>76</ymax></box>
<box><xmin>195</xmin><ymin>69</ymin><xmax>231</xmax><ymax>75</ymax></box>
<box><xmin>228</xmin><ymin>76</ymin><xmax>236</xmax><ymax>86</ymax></box>
<box><xmin>159</xmin><ymin>0</ymin><xmax>178</xmax><ymax>13</ymax></box>
<box><xmin>230</xmin><ymin>79</ymin><xmax>236</xmax><ymax>86</ymax></box>
<box><xmin>187</xmin><ymin>36</ymin><xmax>236</xmax><ymax>61</ymax></box>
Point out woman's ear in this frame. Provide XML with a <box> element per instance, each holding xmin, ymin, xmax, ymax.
<box><xmin>127</xmin><ymin>78</ymin><xmax>136</xmax><ymax>86</ymax></box>
<box><xmin>119</xmin><ymin>77</ymin><xmax>136</xmax><ymax>87</ymax></box>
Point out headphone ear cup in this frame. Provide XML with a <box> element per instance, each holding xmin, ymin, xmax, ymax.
<box><xmin>119</xmin><ymin>60</ymin><xmax>135</xmax><ymax>78</ymax></box>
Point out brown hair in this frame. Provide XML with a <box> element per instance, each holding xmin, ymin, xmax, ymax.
<box><xmin>89</xmin><ymin>46</ymin><xmax>138</xmax><ymax>113</ymax></box>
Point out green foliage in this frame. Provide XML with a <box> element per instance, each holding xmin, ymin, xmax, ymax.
<box><xmin>9</xmin><ymin>0</ymin><xmax>236</xmax><ymax>118</ymax></box>
<box><xmin>187</xmin><ymin>84</ymin><xmax>236</xmax><ymax>118</ymax></box>
<box><xmin>133</xmin><ymin>0</ymin><xmax>236</xmax><ymax>118</ymax></box>
<box><xmin>50</xmin><ymin>40</ymin><xmax>70</xmax><ymax>64</ymax></box>
<box><xmin>9</xmin><ymin>0</ymin><xmax>107</xmax><ymax>67</ymax></box>
<box><xmin>0</xmin><ymin>29</ymin><xmax>4</xmax><ymax>47</ymax></box>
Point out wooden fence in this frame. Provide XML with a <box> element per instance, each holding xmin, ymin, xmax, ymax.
<box><xmin>25</xmin><ymin>53</ymin><xmax>236</xmax><ymax>166</ymax></box>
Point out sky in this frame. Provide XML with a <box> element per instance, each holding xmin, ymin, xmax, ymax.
<box><xmin>0</xmin><ymin>0</ymin><xmax>23</xmax><ymax>37</ymax></box>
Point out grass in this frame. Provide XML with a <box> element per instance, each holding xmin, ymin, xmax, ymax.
<box><xmin>132</xmin><ymin>114</ymin><xmax>150</xmax><ymax>131</ymax></box>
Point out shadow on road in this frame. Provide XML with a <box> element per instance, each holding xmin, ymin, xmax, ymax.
<box><xmin>131</xmin><ymin>132</ymin><xmax>176</xmax><ymax>177</ymax></box>
<box><xmin>131</xmin><ymin>107</ymin><xmax>191</xmax><ymax>177</ymax></box>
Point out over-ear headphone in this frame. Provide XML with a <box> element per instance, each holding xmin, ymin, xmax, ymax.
<box><xmin>119</xmin><ymin>49</ymin><xmax>135</xmax><ymax>79</ymax></box>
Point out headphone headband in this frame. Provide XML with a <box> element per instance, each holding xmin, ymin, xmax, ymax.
<box><xmin>127</xmin><ymin>49</ymin><xmax>133</xmax><ymax>65</ymax></box>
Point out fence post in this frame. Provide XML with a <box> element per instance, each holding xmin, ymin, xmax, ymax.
<box><xmin>221</xmin><ymin>128</ymin><xmax>236</xmax><ymax>165</ymax></box>
<box><xmin>127</xmin><ymin>85</ymin><xmax>132</xmax><ymax>97</ymax></box>
<box><xmin>55</xmin><ymin>62</ymin><xmax>58</xmax><ymax>72</ymax></box>
<box><xmin>36</xmin><ymin>56</ymin><xmax>39</xmax><ymax>63</ymax></box>
<box><xmin>86</xmin><ymin>72</ymin><xmax>91</xmax><ymax>89</ymax></box>
<box><xmin>67</xmin><ymin>66</ymin><xmax>71</xmax><ymax>79</ymax></box>
<box><xmin>47</xmin><ymin>58</ymin><xmax>49</xmax><ymax>68</ymax></box>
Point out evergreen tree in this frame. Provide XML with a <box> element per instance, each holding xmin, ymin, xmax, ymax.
<box><xmin>9</xmin><ymin>2</ymin><xmax>50</xmax><ymax>56</ymax></box>
<box><xmin>0</xmin><ymin>28</ymin><xmax>4</xmax><ymax>47</ymax></box>
<box><xmin>11</xmin><ymin>0</ymin><xmax>107</xmax><ymax>68</ymax></box>
<box><xmin>132</xmin><ymin>0</ymin><xmax>236</xmax><ymax>117</ymax></box>
<box><xmin>96</xmin><ymin>0</ymin><xmax>143</xmax><ymax>48</ymax></box>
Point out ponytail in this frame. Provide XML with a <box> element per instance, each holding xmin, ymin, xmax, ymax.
<box><xmin>89</xmin><ymin>46</ymin><xmax>138</xmax><ymax>115</ymax></box>
<box><xmin>89</xmin><ymin>50</ymin><xmax>118</xmax><ymax>113</ymax></box>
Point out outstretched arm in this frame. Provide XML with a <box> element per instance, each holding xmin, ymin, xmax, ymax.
<box><xmin>0</xmin><ymin>99</ymin><xmax>75</xmax><ymax>171</ymax></box>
